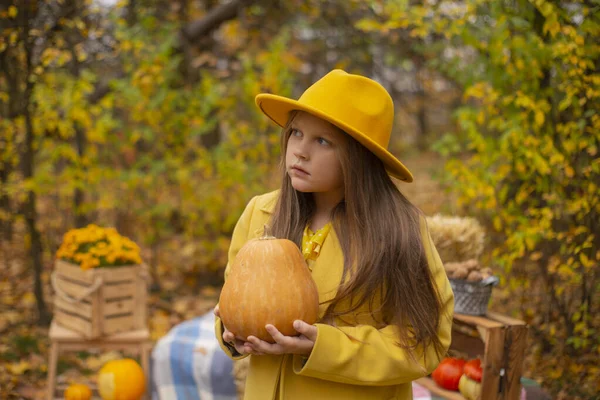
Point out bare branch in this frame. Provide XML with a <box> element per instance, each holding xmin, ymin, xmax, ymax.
<box><xmin>181</xmin><ymin>0</ymin><xmax>254</xmax><ymax>42</ymax></box>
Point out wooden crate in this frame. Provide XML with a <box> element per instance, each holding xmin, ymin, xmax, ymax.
<box><xmin>52</xmin><ymin>259</ymin><xmax>148</xmax><ymax>338</ymax></box>
<box><xmin>417</xmin><ymin>311</ymin><xmax>528</xmax><ymax>400</ymax></box>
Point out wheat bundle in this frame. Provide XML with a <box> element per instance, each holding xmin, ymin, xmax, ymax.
<box><xmin>425</xmin><ymin>214</ymin><xmax>485</xmax><ymax>263</ymax></box>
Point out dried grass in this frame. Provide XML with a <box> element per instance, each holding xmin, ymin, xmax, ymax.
<box><xmin>425</xmin><ymin>214</ymin><xmax>485</xmax><ymax>263</ymax></box>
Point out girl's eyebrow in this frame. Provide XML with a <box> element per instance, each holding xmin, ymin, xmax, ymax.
<box><xmin>290</xmin><ymin>124</ymin><xmax>335</xmax><ymax>138</ymax></box>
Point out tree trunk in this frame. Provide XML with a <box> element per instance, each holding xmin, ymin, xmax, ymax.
<box><xmin>74</xmin><ymin>124</ymin><xmax>88</xmax><ymax>228</ymax></box>
<box><xmin>19</xmin><ymin>4</ymin><xmax>51</xmax><ymax>326</ymax></box>
<box><xmin>66</xmin><ymin>7</ymin><xmax>89</xmax><ymax>228</ymax></box>
<box><xmin>416</xmin><ymin>93</ymin><xmax>428</xmax><ymax>151</ymax></box>
<box><xmin>149</xmin><ymin>238</ymin><xmax>161</xmax><ymax>292</ymax></box>
<box><xmin>0</xmin><ymin>166</ymin><xmax>13</xmax><ymax>242</ymax></box>
<box><xmin>127</xmin><ymin>0</ymin><xmax>137</xmax><ymax>26</ymax></box>
<box><xmin>23</xmin><ymin>89</ymin><xmax>51</xmax><ymax>326</ymax></box>
<box><xmin>415</xmin><ymin>63</ymin><xmax>429</xmax><ymax>151</ymax></box>
<box><xmin>0</xmin><ymin>36</ymin><xmax>16</xmax><ymax>242</ymax></box>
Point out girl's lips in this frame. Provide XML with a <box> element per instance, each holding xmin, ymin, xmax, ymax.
<box><xmin>291</xmin><ymin>166</ymin><xmax>310</xmax><ymax>176</ymax></box>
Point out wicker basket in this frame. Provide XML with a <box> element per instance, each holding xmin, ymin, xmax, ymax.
<box><xmin>450</xmin><ymin>276</ymin><xmax>499</xmax><ymax>315</ymax></box>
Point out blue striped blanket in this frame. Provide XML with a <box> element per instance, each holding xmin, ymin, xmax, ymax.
<box><xmin>152</xmin><ymin>311</ymin><xmax>237</xmax><ymax>400</ymax></box>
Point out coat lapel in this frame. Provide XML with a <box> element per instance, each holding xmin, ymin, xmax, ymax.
<box><xmin>309</xmin><ymin>228</ymin><xmax>343</xmax><ymax>319</ymax></box>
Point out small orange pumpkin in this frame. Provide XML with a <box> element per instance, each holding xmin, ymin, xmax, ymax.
<box><xmin>219</xmin><ymin>235</ymin><xmax>320</xmax><ymax>343</ymax></box>
<box><xmin>98</xmin><ymin>358</ymin><xmax>145</xmax><ymax>400</ymax></box>
<box><xmin>64</xmin><ymin>383</ymin><xmax>92</xmax><ymax>400</ymax></box>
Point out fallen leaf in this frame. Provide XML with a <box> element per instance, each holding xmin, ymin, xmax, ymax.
<box><xmin>84</xmin><ymin>351</ymin><xmax>122</xmax><ymax>370</ymax></box>
<box><xmin>3</xmin><ymin>311</ymin><xmax>21</xmax><ymax>324</ymax></box>
<box><xmin>16</xmin><ymin>385</ymin><xmax>42</xmax><ymax>398</ymax></box>
<box><xmin>21</xmin><ymin>292</ymin><xmax>36</xmax><ymax>308</ymax></box>
<box><xmin>173</xmin><ymin>299</ymin><xmax>188</xmax><ymax>315</ymax></box>
<box><xmin>200</xmin><ymin>286</ymin><xmax>219</xmax><ymax>297</ymax></box>
<box><xmin>181</xmin><ymin>243</ymin><xmax>196</xmax><ymax>257</ymax></box>
<box><xmin>7</xmin><ymin>360</ymin><xmax>31</xmax><ymax>375</ymax></box>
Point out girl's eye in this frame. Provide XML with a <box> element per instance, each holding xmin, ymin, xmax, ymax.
<box><xmin>318</xmin><ymin>137</ymin><xmax>330</xmax><ymax>146</ymax></box>
<box><xmin>291</xmin><ymin>129</ymin><xmax>302</xmax><ymax>137</ymax></box>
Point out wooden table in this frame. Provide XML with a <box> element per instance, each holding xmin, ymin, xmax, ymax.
<box><xmin>47</xmin><ymin>320</ymin><xmax>152</xmax><ymax>400</ymax></box>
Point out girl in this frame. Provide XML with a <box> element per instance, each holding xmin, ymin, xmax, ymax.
<box><xmin>214</xmin><ymin>69</ymin><xmax>454</xmax><ymax>400</ymax></box>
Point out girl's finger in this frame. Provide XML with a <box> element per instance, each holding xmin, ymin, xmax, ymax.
<box><xmin>244</xmin><ymin>343</ymin><xmax>265</xmax><ymax>356</ymax></box>
<box><xmin>246</xmin><ymin>336</ymin><xmax>265</xmax><ymax>350</ymax></box>
<box><xmin>265</xmin><ymin>324</ymin><xmax>291</xmax><ymax>346</ymax></box>
<box><xmin>243</xmin><ymin>342</ymin><xmax>259</xmax><ymax>354</ymax></box>
<box><xmin>293</xmin><ymin>320</ymin><xmax>318</xmax><ymax>342</ymax></box>
<box><xmin>235</xmin><ymin>343</ymin><xmax>247</xmax><ymax>355</ymax></box>
<box><xmin>247</xmin><ymin>336</ymin><xmax>279</xmax><ymax>354</ymax></box>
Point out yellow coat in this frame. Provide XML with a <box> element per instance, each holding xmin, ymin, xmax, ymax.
<box><xmin>215</xmin><ymin>190</ymin><xmax>454</xmax><ymax>400</ymax></box>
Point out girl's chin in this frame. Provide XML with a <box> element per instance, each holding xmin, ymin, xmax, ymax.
<box><xmin>290</xmin><ymin>179</ymin><xmax>314</xmax><ymax>193</ymax></box>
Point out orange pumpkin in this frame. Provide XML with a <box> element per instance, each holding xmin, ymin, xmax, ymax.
<box><xmin>219</xmin><ymin>235</ymin><xmax>320</xmax><ymax>343</ymax></box>
<box><xmin>64</xmin><ymin>383</ymin><xmax>92</xmax><ymax>400</ymax></box>
<box><xmin>98</xmin><ymin>358</ymin><xmax>145</xmax><ymax>400</ymax></box>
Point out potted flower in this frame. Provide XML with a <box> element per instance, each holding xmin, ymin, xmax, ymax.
<box><xmin>52</xmin><ymin>224</ymin><xmax>147</xmax><ymax>338</ymax></box>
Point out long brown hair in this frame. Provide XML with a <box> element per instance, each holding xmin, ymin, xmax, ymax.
<box><xmin>269</xmin><ymin>111</ymin><xmax>446</xmax><ymax>363</ymax></box>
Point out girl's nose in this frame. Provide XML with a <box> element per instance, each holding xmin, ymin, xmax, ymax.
<box><xmin>293</xmin><ymin>148</ymin><xmax>309</xmax><ymax>161</ymax></box>
<box><xmin>293</xmin><ymin>151</ymin><xmax>308</xmax><ymax>161</ymax></box>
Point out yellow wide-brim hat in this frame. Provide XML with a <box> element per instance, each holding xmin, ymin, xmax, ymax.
<box><xmin>255</xmin><ymin>69</ymin><xmax>413</xmax><ymax>182</ymax></box>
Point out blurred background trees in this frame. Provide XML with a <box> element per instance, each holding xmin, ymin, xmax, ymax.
<box><xmin>1</xmin><ymin>0</ymin><xmax>598</xmax><ymax>397</ymax></box>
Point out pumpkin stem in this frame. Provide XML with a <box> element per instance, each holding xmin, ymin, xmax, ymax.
<box><xmin>260</xmin><ymin>224</ymin><xmax>276</xmax><ymax>240</ymax></box>
<box><xmin>259</xmin><ymin>236</ymin><xmax>277</xmax><ymax>240</ymax></box>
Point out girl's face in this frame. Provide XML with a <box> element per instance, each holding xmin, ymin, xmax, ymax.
<box><xmin>285</xmin><ymin>111</ymin><xmax>346</xmax><ymax>195</ymax></box>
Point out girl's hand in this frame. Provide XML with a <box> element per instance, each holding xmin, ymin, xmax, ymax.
<box><xmin>214</xmin><ymin>304</ymin><xmax>247</xmax><ymax>355</ymax></box>
<box><xmin>245</xmin><ymin>321</ymin><xmax>317</xmax><ymax>356</ymax></box>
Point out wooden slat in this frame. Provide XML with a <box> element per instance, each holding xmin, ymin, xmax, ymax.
<box><xmin>415</xmin><ymin>378</ymin><xmax>465</xmax><ymax>400</ymax></box>
<box><xmin>102</xmin><ymin>283</ymin><xmax>136</xmax><ymax>299</ymax></box>
<box><xmin>505</xmin><ymin>325</ymin><xmax>528</xmax><ymax>399</ymax></box>
<box><xmin>55</xmin><ymin>277</ymin><xmax>92</xmax><ymax>300</ymax></box>
<box><xmin>103</xmin><ymin>315</ymin><xmax>136</xmax><ymax>335</ymax></box>
<box><xmin>54</xmin><ymin>312</ymin><xmax>92</xmax><ymax>337</ymax></box>
<box><xmin>452</xmin><ymin>320</ymin><xmax>480</xmax><ymax>337</ymax></box>
<box><xmin>450</xmin><ymin>329</ymin><xmax>485</xmax><ymax>359</ymax></box>
<box><xmin>97</xmin><ymin>265</ymin><xmax>139</xmax><ymax>283</ymax></box>
<box><xmin>452</xmin><ymin>320</ymin><xmax>490</xmax><ymax>346</ymax></box>
<box><xmin>103</xmin><ymin>298</ymin><xmax>134</xmax><ymax>316</ymax></box>
<box><xmin>454</xmin><ymin>313</ymin><xmax>504</xmax><ymax>329</ymax></box>
<box><xmin>50</xmin><ymin>320</ymin><xmax>149</xmax><ymax>341</ymax></box>
<box><xmin>134</xmin><ymin>270</ymin><xmax>147</xmax><ymax>329</ymax></box>
<box><xmin>55</xmin><ymin>260</ymin><xmax>96</xmax><ymax>284</ymax></box>
<box><xmin>486</xmin><ymin>311</ymin><xmax>526</xmax><ymax>326</ymax></box>
<box><xmin>56</xmin><ymin>260</ymin><xmax>142</xmax><ymax>283</ymax></box>
<box><xmin>91</xmin><ymin>289</ymin><xmax>101</xmax><ymax>338</ymax></box>
<box><xmin>54</xmin><ymin>297</ymin><xmax>92</xmax><ymax>318</ymax></box>
<box><xmin>481</xmin><ymin>326</ymin><xmax>505</xmax><ymax>400</ymax></box>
